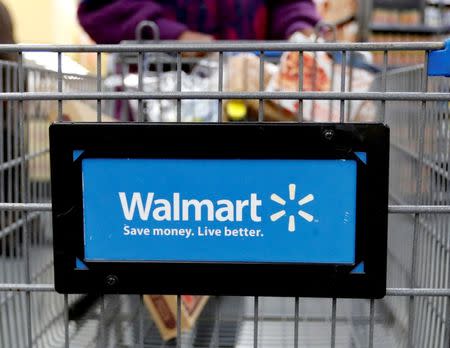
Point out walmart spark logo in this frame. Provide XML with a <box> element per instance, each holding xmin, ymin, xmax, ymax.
<box><xmin>270</xmin><ymin>184</ymin><xmax>315</xmax><ymax>232</ymax></box>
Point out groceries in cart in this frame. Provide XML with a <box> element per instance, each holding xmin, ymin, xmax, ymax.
<box><xmin>226</xmin><ymin>34</ymin><xmax>377</xmax><ymax>122</ymax></box>
<box><xmin>106</xmin><ymin>67</ymin><xmax>219</xmax><ymax>122</ymax></box>
<box><xmin>105</xmin><ymin>46</ymin><xmax>378</xmax><ymax>123</ymax></box>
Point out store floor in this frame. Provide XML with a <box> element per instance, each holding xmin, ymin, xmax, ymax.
<box><xmin>1</xmin><ymin>246</ymin><xmax>400</xmax><ymax>348</ymax></box>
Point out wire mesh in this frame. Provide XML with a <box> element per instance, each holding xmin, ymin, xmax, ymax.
<box><xmin>0</xmin><ymin>41</ymin><xmax>448</xmax><ymax>348</ymax></box>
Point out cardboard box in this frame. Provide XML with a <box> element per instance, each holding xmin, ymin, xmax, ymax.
<box><xmin>143</xmin><ymin>295</ymin><xmax>209</xmax><ymax>341</ymax></box>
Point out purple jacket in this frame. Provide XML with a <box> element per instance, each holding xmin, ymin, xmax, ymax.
<box><xmin>78</xmin><ymin>0</ymin><xmax>320</xmax><ymax>43</ymax></box>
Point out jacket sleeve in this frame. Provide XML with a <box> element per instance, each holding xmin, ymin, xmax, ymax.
<box><xmin>270</xmin><ymin>0</ymin><xmax>321</xmax><ymax>39</ymax></box>
<box><xmin>77</xmin><ymin>0</ymin><xmax>188</xmax><ymax>43</ymax></box>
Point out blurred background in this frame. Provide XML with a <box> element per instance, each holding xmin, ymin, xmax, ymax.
<box><xmin>2</xmin><ymin>0</ymin><xmax>97</xmax><ymax>73</ymax></box>
<box><xmin>3</xmin><ymin>0</ymin><xmax>449</xmax><ymax>73</ymax></box>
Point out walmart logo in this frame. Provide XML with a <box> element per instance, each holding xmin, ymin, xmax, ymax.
<box><xmin>270</xmin><ymin>184</ymin><xmax>315</xmax><ymax>232</ymax></box>
<box><xmin>118</xmin><ymin>184</ymin><xmax>315</xmax><ymax>232</ymax></box>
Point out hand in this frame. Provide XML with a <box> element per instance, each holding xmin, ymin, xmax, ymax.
<box><xmin>178</xmin><ymin>31</ymin><xmax>214</xmax><ymax>57</ymax></box>
<box><xmin>298</xmin><ymin>28</ymin><xmax>314</xmax><ymax>37</ymax></box>
<box><xmin>178</xmin><ymin>30</ymin><xmax>214</xmax><ymax>42</ymax></box>
<box><xmin>291</xmin><ymin>28</ymin><xmax>334</xmax><ymax>43</ymax></box>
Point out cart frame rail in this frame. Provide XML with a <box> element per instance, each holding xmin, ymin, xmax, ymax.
<box><xmin>0</xmin><ymin>41</ymin><xmax>449</xmax><ymax>348</ymax></box>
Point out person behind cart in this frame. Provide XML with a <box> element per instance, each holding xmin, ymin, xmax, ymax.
<box><xmin>0</xmin><ymin>1</ymin><xmax>17</xmax><ymax>61</ymax></box>
<box><xmin>77</xmin><ymin>0</ymin><xmax>321</xmax><ymax>42</ymax></box>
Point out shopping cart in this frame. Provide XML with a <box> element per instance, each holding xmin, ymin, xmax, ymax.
<box><xmin>0</xmin><ymin>39</ymin><xmax>449</xmax><ymax>348</ymax></box>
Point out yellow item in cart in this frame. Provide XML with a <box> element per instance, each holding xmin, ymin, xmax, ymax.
<box><xmin>226</xmin><ymin>100</ymin><xmax>247</xmax><ymax>121</ymax></box>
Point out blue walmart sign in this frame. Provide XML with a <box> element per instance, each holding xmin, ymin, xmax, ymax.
<box><xmin>82</xmin><ymin>158</ymin><xmax>357</xmax><ymax>264</ymax></box>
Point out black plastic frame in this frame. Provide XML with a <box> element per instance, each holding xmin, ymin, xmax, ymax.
<box><xmin>50</xmin><ymin>123</ymin><xmax>389</xmax><ymax>298</ymax></box>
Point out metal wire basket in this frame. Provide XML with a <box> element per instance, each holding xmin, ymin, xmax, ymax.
<box><xmin>0</xmin><ymin>40</ymin><xmax>449</xmax><ymax>348</ymax></box>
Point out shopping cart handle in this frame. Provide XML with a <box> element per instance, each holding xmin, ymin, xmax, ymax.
<box><xmin>428</xmin><ymin>39</ymin><xmax>450</xmax><ymax>77</ymax></box>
